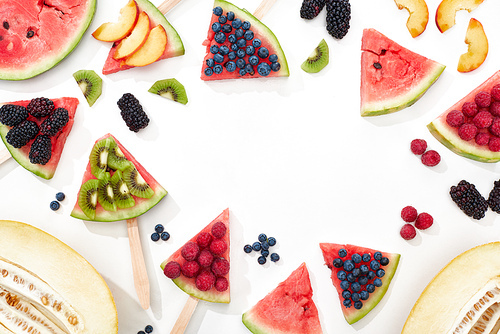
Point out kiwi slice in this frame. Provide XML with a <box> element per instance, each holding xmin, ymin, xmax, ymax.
<box><xmin>123</xmin><ymin>166</ymin><xmax>154</xmax><ymax>199</ymax></box>
<box><xmin>97</xmin><ymin>172</ymin><xmax>117</xmax><ymax>212</ymax></box>
<box><xmin>301</xmin><ymin>39</ymin><xmax>329</xmax><ymax>73</ymax></box>
<box><xmin>73</xmin><ymin>70</ymin><xmax>103</xmax><ymax>107</ymax></box>
<box><xmin>148</xmin><ymin>78</ymin><xmax>188</xmax><ymax>105</ymax></box>
<box><xmin>108</xmin><ymin>140</ymin><xmax>132</xmax><ymax>171</ymax></box>
<box><xmin>90</xmin><ymin>138</ymin><xmax>112</xmax><ymax>180</ymax></box>
<box><xmin>111</xmin><ymin>170</ymin><xmax>135</xmax><ymax>209</ymax></box>
<box><xmin>78</xmin><ymin>179</ymin><xmax>99</xmax><ymax>220</ymax></box>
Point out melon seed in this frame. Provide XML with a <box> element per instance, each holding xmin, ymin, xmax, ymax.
<box><xmin>26</xmin><ymin>30</ymin><xmax>34</xmax><ymax>38</ymax></box>
<box><xmin>3</xmin><ymin>21</ymin><xmax>8</xmax><ymax>29</ymax></box>
<box><xmin>373</xmin><ymin>62</ymin><xmax>382</xmax><ymax>69</ymax></box>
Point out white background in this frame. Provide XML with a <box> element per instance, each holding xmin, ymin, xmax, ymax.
<box><xmin>1</xmin><ymin>0</ymin><xmax>500</xmax><ymax>333</ymax></box>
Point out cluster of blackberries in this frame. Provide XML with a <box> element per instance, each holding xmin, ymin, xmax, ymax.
<box><xmin>300</xmin><ymin>0</ymin><xmax>351</xmax><ymax>39</ymax></box>
<box><xmin>243</xmin><ymin>233</ymin><xmax>280</xmax><ymax>265</ymax></box>
<box><xmin>151</xmin><ymin>224</ymin><xmax>170</xmax><ymax>242</ymax></box>
<box><xmin>50</xmin><ymin>192</ymin><xmax>65</xmax><ymax>211</ymax></box>
<box><xmin>449</xmin><ymin>180</ymin><xmax>491</xmax><ymax>220</ymax></box>
<box><xmin>117</xmin><ymin>93</ymin><xmax>149</xmax><ymax>132</ymax></box>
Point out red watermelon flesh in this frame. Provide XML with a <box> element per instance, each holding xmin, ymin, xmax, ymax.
<box><xmin>160</xmin><ymin>209</ymin><xmax>230</xmax><ymax>303</ymax></box>
<box><xmin>0</xmin><ymin>97</ymin><xmax>78</xmax><ymax>179</ymax></box>
<box><xmin>320</xmin><ymin>243</ymin><xmax>400</xmax><ymax>324</ymax></box>
<box><xmin>242</xmin><ymin>263</ymin><xmax>323</xmax><ymax>334</ymax></box>
<box><xmin>360</xmin><ymin>28</ymin><xmax>445</xmax><ymax>116</ymax></box>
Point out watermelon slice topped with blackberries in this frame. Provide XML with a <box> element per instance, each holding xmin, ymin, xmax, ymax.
<box><xmin>201</xmin><ymin>0</ymin><xmax>289</xmax><ymax>80</ymax></box>
<box><xmin>0</xmin><ymin>97</ymin><xmax>78</xmax><ymax>179</ymax></box>
<box><xmin>320</xmin><ymin>243</ymin><xmax>400</xmax><ymax>324</ymax></box>
<box><xmin>160</xmin><ymin>209</ymin><xmax>230</xmax><ymax>303</ymax></box>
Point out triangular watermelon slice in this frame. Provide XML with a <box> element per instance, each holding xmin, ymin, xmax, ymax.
<box><xmin>0</xmin><ymin>97</ymin><xmax>78</xmax><ymax>179</ymax></box>
<box><xmin>320</xmin><ymin>243</ymin><xmax>400</xmax><ymax>324</ymax></box>
<box><xmin>200</xmin><ymin>0</ymin><xmax>289</xmax><ymax>81</ymax></box>
<box><xmin>360</xmin><ymin>28</ymin><xmax>445</xmax><ymax>116</ymax></box>
<box><xmin>242</xmin><ymin>263</ymin><xmax>323</xmax><ymax>334</ymax></box>
<box><xmin>101</xmin><ymin>0</ymin><xmax>184</xmax><ymax>75</ymax></box>
<box><xmin>160</xmin><ymin>209</ymin><xmax>230</xmax><ymax>303</ymax></box>
<box><xmin>70</xmin><ymin>133</ymin><xmax>167</xmax><ymax>222</ymax></box>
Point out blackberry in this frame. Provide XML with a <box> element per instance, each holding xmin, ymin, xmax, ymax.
<box><xmin>300</xmin><ymin>0</ymin><xmax>326</xmax><ymax>19</ymax></box>
<box><xmin>487</xmin><ymin>180</ymin><xmax>500</xmax><ymax>213</ymax></box>
<box><xmin>29</xmin><ymin>135</ymin><xmax>52</xmax><ymax>165</ymax></box>
<box><xmin>27</xmin><ymin>97</ymin><xmax>54</xmax><ymax>118</ymax></box>
<box><xmin>325</xmin><ymin>0</ymin><xmax>351</xmax><ymax>39</ymax></box>
<box><xmin>450</xmin><ymin>180</ymin><xmax>488</xmax><ymax>220</ymax></box>
<box><xmin>117</xmin><ymin>93</ymin><xmax>149</xmax><ymax>132</ymax></box>
<box><xmin>6</xmin><ymin>120</ymin><xmax>39</xmax><ymax>148</ymax></box>
<box><xmin>0</xmin><ymin>104</ymin><xmax>29</xmax><ymax>126</ymax></box>
<box><xmin>40</xmin><ymin>107</ymin><xmax>69</xmax><ymax>136</ymax></box>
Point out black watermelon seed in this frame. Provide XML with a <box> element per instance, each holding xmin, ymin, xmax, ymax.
<box><xmin>3</xmin><ymin>21</ymin><xmax>8</xmax><ymax>29</ymax></box>
<box><xmin>27</xmin><ymin>30</ymin><xmax>34</xmax><ymax>38</ymax></box>
<box><xmin>380</xmin><ymin>49</ymin><xmax>386</xmax><ymax>55</ymax></box>
<box><xmin>373</xmin><ymin>62</ymin><xmax>382</xmax><ymax>69</ymax></box>
<box><xmin>0</xmin><ymin>36</ymin><xmax>3</xmax><ymax>41</ymax></box>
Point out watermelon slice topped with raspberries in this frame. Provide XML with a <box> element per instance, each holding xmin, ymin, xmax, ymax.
<box><xmin>160</xmin><ymin>209</ymin><xmax>230</xmax><ymax>303</ymax></box>
<box><xmin>428</xmin><ymin>70</ymin><xmax>500</xmax><ymax>162</ymax></box>
<box><xmin>201</xmin><ymin>0</ymin><xmax>289</xmax><ymax>80</ymax></box>
<box><xmin>360</xmin><ymin>28</ymin><xmax>445</xmax><ymax>116</ymax></box>
<box><xmin>0</xmin><ymin>97</ymin><xmax>78</xmax><ymax>179</ymax></box>
<box><xmin>320</xmin><ymin>243</ymin><xmax>400</xmax><ymax>324</ymax></box>
<box><xmin>242</xmin><ymin>263</ymin><xmax>323</xmax><ymax>334</ymax></box>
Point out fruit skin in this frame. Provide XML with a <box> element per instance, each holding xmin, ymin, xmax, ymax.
<box><xmin>435</xmin><ymin>0</ymin><xmax>484</xmax><ymax>33</ymax></box>
<box><xmin>0</xmin><ymin>220</ymin><xmax>118</xmax><ymax>332</ymax></box>
<box><xmin>301</xmin><ymin>39</ymin><xmax>329</xmax><ymax>74</ymax></box>
<box><xmin>457</xmin><ymin>18</ymin><xmax>488</xmax><ymax>73</ymax></box>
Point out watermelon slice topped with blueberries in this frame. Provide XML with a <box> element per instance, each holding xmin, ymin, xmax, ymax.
<box><xmin>160</xmin><ymin>209</ymin><xmax>230</xmax><ymax>303</ymax></box>
<box><xmin>242</xmin><ymin>263</ymin><xmax>323</xmax><ymax>334</ymax></box>
<box><xmin>201</xmin><ymin>0</ymin><xmax>289</xmax><ymax>80</ymax></box>
<box><xmin>320</xmin><ymin>243</ymin><xmax>400</xmax><ymax>324</ymax></box>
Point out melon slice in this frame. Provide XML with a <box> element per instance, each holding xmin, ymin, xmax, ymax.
<box><xmin>0</xmin><ymin>0</ymin><xmax>96</xmax><ymax>80</ymax></box>
<box><xmin>70</xmin><ymin>133</ymin><xmax>167</xmax><ymax>222</ymax></box>
<box><xmin>0</xmin><ymin>97</ymin><xmax>78</xmax><ymax>179</ymax></box>
<box><xmin>242</xmin><ymin>263</ymin><xmax>323</xmax><ymax>334</ymax></box>
<box><xmin>320</xmin><ymin>243</ymin><xmax>400</xmax><ymax>324</ymax></box>
<box><xmin>160</xmin><ymin>209</ymin><xmax>230</xmax><ymax>303</ymax></box>
<box><xmin>360</xmin><ymin>28</ymin><xmax>445</xmax><ymax>116</ymax></box>
<box><xmin>428</xmin><ymin>70</ymin><xmax>500</xmax><ymax>162</ymax></box>
<box><xmin>0</xmin><ymin>220</ymin><xmax>118</xmax><ymax>333</ymax></box>
<box><xmin>200</xmin><ymin>0</ymin><xmax>289</xmax><ymax>81</ymax></box>
<box><xmin>101</xmin><ymin>0</ymin><xmax>184</xmax><ymax>75</ymax></box>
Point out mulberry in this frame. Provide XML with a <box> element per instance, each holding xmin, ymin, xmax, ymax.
<box><xmin>5</xmin><ymin>120</ymin><xmax>39</xmax><ymax>148</ymax></box>
<box><xmin>326</xmin><ymin>0</ymin><xmax>351</xmax><ymax>39</ymax></box>
<box><xmin>40</xmin><ymin>107</ymin><xmax>69</xmax><ymax>136</ymax></box>
<box><xmin>27</xmin><ymin>97</ymin><xmax>54</xmax><ymax>118</ymax></box>
<box><xmin>0</xmin><ymin>104</ymin><xmax>28</xmax><ymax>127</ymax></box>
<box><xmin>117</xmin><ymin>93</ymin><xmax>149</xmax><ymax>132</ymax></box>
<box><xmin>487</xmin><ymin>180</ymin><xmax>500</xmax><ymax>213</ymax></box>
<box><xmin>450</xmin><ymin>180</ymin><xmax>488</xmax><ymax>220</ymax></box>
<box><xmin>29</xmin><ymin>135</ymin><xmax>52</xmax><ymax>165</ymax></box>
<box><xmin>300</xmin><ymin>0</ymin><xmax>326</xmax><ymax>19</ymax></box>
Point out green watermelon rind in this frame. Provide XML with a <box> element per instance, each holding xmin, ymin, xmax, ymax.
<box><xmin>242</xmin><ymin>311</ymin><xmax>273</xmax><ymax>334</ymax></box>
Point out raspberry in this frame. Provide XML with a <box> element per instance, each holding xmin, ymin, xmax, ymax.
<box><xmin>458</xmin><ymin>123</ymin><xmax>478</xmax><ymax>141</ymax></box>
<box><xmin>214</xmin><ymin>277</ymin><xmax>229</xmax><ymax>292</ymax></box>
<box><xmin>196</xmin><ymin>232</ymin><xmax>213</xmax><ymax>249</ymax></box>
<box><xmin>211</xmin><ymin>257</ymin><xmax>230</xmax><ymax>277</ymax></box>
<box><xmin>163</xmin><ymin>261</ymin><xmax>181</xmax><ymax>279</ymax></box>
<box><xmin>491</xmin><ymin>84</ymin><xmax>500</xmax><ymax>101</ymax></box>
<box><xmin>181</xmin><ymin>261</ymin><xmax>200</xmax><ymax>278</ymax></box>
<box><xmin>211</xmin><ymin>221</ymin><xmax>227</xmax><ymax>239</ymax></box>
<box><xmin>489</xmin><ymin>137</ymin><xmax>500</xmax><ymax>152</ymax></box>
<box><xmin>421</xmin><ymin>150</ymin><xmax>441</xmax><ymax>167</ymax></box>
<box><xmin>462</xmin><ymin>101</ymin><xmax>478</xmax><ymax>117</ymax></box>
<box><xmin>401</xmin><ymin>206</ymin><xmax>418</xmax><ymax>222</ymax></box>
<box><xmin>490</xmin><ymin>102</ymin><xmax>500</xmax><ymax>117</ymax></box>
<box><xmin>0</xmin><ymin>104</ymin><xmax>28</xmax><ymax>127</ymax></box>
<box><xmin>475</xmin><ymin>132</ymin><xmax>490</xmax><ymax>146</ymax></box>
<box><xmin>446</xmin><ymin>110</ymin><xmax>465</xmax><ymax>128</ymax></box>
<box><xmin>415</xmin><ymin>212</ymin><xmax>433</xmax><ymax>230</ymax></box>
<box><xmin>195</xmin><ymin>269</ymin><xmax>216</xmax><ymax>291</ymax></box>
<box><xmin>490</xmin><ymin>118</ymin><xmax>500</xmax><ymax>137</ymax></box>
<box><xmin>410</xmin><ymin>139</ymin><xmax>427</xmax><ymax>155</ymax></box>
<box><xmin>210</xmin><ymin>239</ymin><xmax>227</xmax><ymax>255</ymax></box>
<box><xmin>475</xmin><ymin>91</ymin><xmax>492</xmax><ymax>108</ymax></box>
<box><xmin>473</xmin><ymin>111</ymin><xmax>493</xmax><ymax>129</ymax></box>
<box><xmin>197</xmin><ymin>249</ymin><xmax>214</xmax><ymax>267</ymax></box>
<box><xmin>181</xmin><ymin>242</ymin><xmax>200</xmax><ymax>261</ymax></box>
<box><xmin>400</xmin><ymin>224</ymin><xmax>416</xmax><ymax>240</ymax></box>
<box><xmin>27</xmin><ymin>97</ymin><xmax>54</xmax><ymax>118</ymax></box>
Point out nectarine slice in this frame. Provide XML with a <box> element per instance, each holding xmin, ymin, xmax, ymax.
<box><xmin>435</xmin><ymin>0</ymin><xmax>484</xmax><ymax>33</ymax></box>
<box><xmin>457</xmin><ymin>18</ymin><xmax>488</xmax><ymax>73</ymax></box>
<box><xmin>124</xmin><ymin>25</ymin><xmax>167</xmax><ymax>67</ymax></box>
<box><xmin>113</xmin><ymin>11</ymin><xmax>151</xmax><ymax>59</ymax></box>
<box><xmin>394</xmin><ymin>0</ymin><xmax>429</xmax><ymax>38</ymax></box>
<box><xmin>92</xmin><ymin>0</ymin><xmax>138</xmax><ymax>42</ymax></box>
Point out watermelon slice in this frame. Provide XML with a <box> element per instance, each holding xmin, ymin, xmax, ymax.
<box><xmin>320</xmin><ymin>243</ymin><xmax>400</xmax><ymax>324</ymax></box>
<box><xmin>160</xmin><ymin>209</ymin><xmax>230</xmax><ymax>303</ymax></box>
<box><xmin>70</xmin><ymin>133</ymin><xmax>167</xmax><ymax>222</ymax></box>
<box><xmin>0</xmin><ymin>97</ymin><xmax>78</xmax><ymax>179</ymax></box>
<box><xmin>200</xmin><ymin>0</ymin><xmax>289</xmax><ymax>81</ymax></box>
<box><xmin>360</xmin><ymin>28</ymin><xmax>445</xmax><ymax>116</ymax></box>
<box><xmin>242</xmin><ymin>263</ymin><xmax>323</xmax><ymax>334</ymax></box>
<box><xmin>428</xmin><ymin>70</ymin><xmax>500</xmax><ymax>162</ymax></box>
<box><xmin>101</xmin><ymin>0</ymin><xmax>184</xmax><ymax>75</ymax></box>
<box><xmin>0</xmin><ymin>0</ymin><xmax>96</xmax><ymax>80</ymax></box>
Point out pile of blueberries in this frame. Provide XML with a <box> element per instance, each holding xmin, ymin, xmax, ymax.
<box><xmin>244</xmin><ymin>233</ymin><xmax>280</xmax><ymax>265</ymax></box>
<box><xmin>50</xmin><ymin>192</ymin><xmax>65</xmax><ymax>211</ymax></box>
<box><xmin>150</xmin><ymin>224</ymin><xmax>170</xmax><ymax>242</ymax></box>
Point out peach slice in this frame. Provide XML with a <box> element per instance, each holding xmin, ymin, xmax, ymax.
<box><xmin>124</xmin><ymin>25</ymin><xmax>167</xmax><ymax>67</ymax></box>
<box><xmin>113</xmin><ymin>12</ymin><xmax>151</xmax><ymax>59</ymax></box>
<box><xmin>457</xmin><ymin>18</ymin><xmax>488</xmax><ymax>73</ymax></box>
<box><xmin>394</xmin><ymin>0</ymin><xmax>429</xmax><ymax>38</ymax></box>
<box><xmin>435</xmin><ymin>0</ymin><xmax>484</xmax><ymax>33</ymax></box>
<box><xmin>92</xmin><ymin>0</ymin><xmax>138</xmax><ymax>42</ymax></box>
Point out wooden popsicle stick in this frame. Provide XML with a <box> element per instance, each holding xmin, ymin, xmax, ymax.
<box><xmin>170</xmin><ymin>295</ymin><xmax>199</xmax><ymax>334</ymax></box>
<box><xmin>0</xmin><ymin>149</ymin><xmax>11</xmax><ymax>165</ymax></box>
<box><xmin>253</xmin><ymin>0</ymin><xmax>277</xmax><ymax>20</ymax></box>
<box><xmin>127</xmin><ymin>217</ymin><xmax>150</xmax><ymax>309</ymax></box>
<box><xmin>158</xmin><ymin>0</ymin><xmax>183</xmax><ymax>14</ymax></box>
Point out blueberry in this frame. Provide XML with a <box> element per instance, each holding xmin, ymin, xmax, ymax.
<box><xmin>210</xmin><ymin>45</ymin><xmax>219</xmax><ymax>54</ymax></box>
<box><xmin>145</xmin><ymin>325</ymin><xmax>153</xmax><ymax>333</ymax></box>
<box><xmin>340</xmin><ymin>280</ymin><xmax>350</xmax><ymax>290</ymax></box>
<box><xmin>244</xmin><ymin>244</ymin><xmax>253</xmax><ymax>253</ymax></box>
<box><xmin>236</xmin><ymin>49</ymin><xmax>246</xmax><ymax>58</ymax></box>
<box><xmin>218</xmin><ymin>15</ymin><xmax>227</xmax><ymax>24</ymax></box>
<box><xmin>225</xmin><ymin>61</ymin><xmax>236</xmax><ymax>72</ymax></box>
<box><xmin>213</xmin><ymin>6</ymin><xmax>223</xmax><ymax>16</ymax></box>
<box><xmin>214</xmin><ymin>54</ymin><xmax>224</xmax><ymax>63</ymax></box>
<box><xmin>161</xmin><ymin>232</ymin><xmax>170</xmax><ymax>241</ymax></box>
<box><xmin>337</xmin><ymin>270</ymin><xmax>346</xmax><ymax>281</ymax></box>
<box><xmin>242</xmin><ymin>21</ymin><xmax>251</xmax><ymax>30</ymax></box>
<box><xmin>370</xmin><ymin>260</ymin><xmax>380</xmax><ymax>271</ymax></box>
<box><xmin>267</xmin><ymin>237</ymin><xmax>276</xmax><ymax>246</ymax></box>
<box><xmin>258</xmin><ymin>233</ymin><xmax>267</xmax><ymax>242</ymax></box>
<box><xmin>362</xmin><ymin>253</ymin><xmax>371</xmax><ymax>262</ymax></box>
<box><xmin>359</xmin><ymin>264</ymin><xmax>369</xmax><ymax>275</ymax></box>
<box><xmin>338</xmin><ymin>249</ymin><xmax>347</xmax><ymax>258</ymax></box>
<box><xmin>351</xmin><ymin>253</ymin><xmax>362</xmax><ymax>263</ymax></box>
<box><xmin>252</xmin><ymin>39</ymin><xmax>262</xmax><ymax>48</ymax></box>
<box><xmin>232</xmin><ymin>18</ymin><xmax>242</xmax><ymax>29</ymax></box>
<box><xmin>374</xmin><ymin>252</ymin><xmax>383</xmax><ymax>261</ymax></box>
<box><xmin>332</xmin><ymin>258</ymin><xmax>343</xmax><ymax>268</ymax></box>
<box><xmin>239</xmin><ymin>68</ymin><xmax>246</xmax><ymax>76</ymax></box>
<box><xmin>226</xmin><ymin>11</ymin><xmax>235</xmax><ymax>21</ymax></box>
<box><xmin>228</xmin><ymin>34</ymin><xmax>237</xmax><ymax>43</ymax></box>
<box><xmin>257</xmin><ymin>62</ymin><xmax>271</xmax><ymax>76</ymax></box>
<box><xmin>244</xmin><ymin>64</ymin><xmax>254</xmax><ymax>74</ymax></box>
<box><xmin>366</xmin><ymin>284</ymin><xmax>375</xmax><ymax>293</ymax></box>
<box><xmin>222</xmin><ymin>24</ymin><xmax>232</xmax><ymax>33</ymax></box>
<box><xmin>154</xmin><ymin>224</ymin><xmax>164</xmax><ymax>233</ymax></box>
<box><xmin>204</xmin><ymin>67</ymin><xmax>213</xmax><ymax>76</ymax></box>
<box><xmin>258</xmin><ymin>256</ymin><xmax>266</xmax><ymax>265</ymax></box>
<box><xmin>343</xmin><ymin>299</ymin><xmax>352</xmax><ymax>308</ymax></box>
<box><xmin>244</xmin><ymin>30</ymin><xmax>254</xmax><ymax>41</ymax></box>
<box><xmin>151</xmin><ymin>232</ymin><xmax>160</xmax><ymax>242</ymax></box>
<box><xmin>50</xmin><ymin>201</ymin><xmax>60</xmax><ymax>211</ymax></box>
<box><xmin>346</xmin><ymin>273</ymin><xmax>356</xmax><ymax>283</ymax></box>
<box><xmin>376</xmin><ymin>269</ymin><xmax>385</xmax><ymax>278</ymax></box>
<box><xmin>206</xmin><ymin>58</ymin><xmax>215</xmax><ymax>68</ymax></box>
<box><xmin>252</xmin><ymin>242</ymin><xmax>261</xmax><ymax>251</ymax></box>
<box><xmin>270</xmin><ymin>253</ymin><xmax>280</xmax><ymax>262</ymax></box>
<box><xmin>219</xmin><ymin>45</ymin><xmax>229</xmax><ymax>55</ymax></box>
<box><xmin>373</xmin><ymin>278</ymin><xmax>383</xmax><ymax>287</ymax></box>
<box><xmin>257</xmin><ymin>47</ymin><xmax>269</xmax><ymax>59</ymax></box>
<box><xmin>351</xmin><ymin>292</ymin><xmax>360</xmax><ymax>302</ymax></box>
<box><xmin>380</xmin><ymin>257</ymin><xmax>390</xmax><ymax>266</ymax></box>
<box><xmin>228</xmin><ymin>51</ymin><xmax>236</xmax><ymax>60</ymax></box>
<box><xmin>360</xmin><ymin>290</ymin><xmax>369</xmax><ymax>300</ymax></box>
<box><xmin>269</xmin><ymin>54</ymin><xmax>278</xmax><ymax>63</ymax></box>
<box><xmin>261</xmin><ymin>249</ymin><xmax>269</xmax><ymax>257</ymax></box>
<box><xmin>235</xmin><ymin>28</ymin><xmax>244</xmax><ymax>38</ymax></box>
<box><xmin>236</xmin><ymin>38</ymin><xmax>246</xmax><ymax>48</ymax></box>
<box><xmin>231</xmin><ymin>43</ymin><xmax>239</xmax><ymax>51</ymax></box>
<box><xmin>55</xmin><ymin>192</ymin><xmax>65</xmax><ymax>201</ymax></box>
<box><xmin>271</xmin><ymin>62</ymin><xmax>281</xmax><ymax>72</ymax></box>
<box><xmin>214</xmin><ymin>32</ymin><xmax>226</xmax><ymax>44</ymax></box>
<box><xmin>354</xmin><ymin>301</ymin><xmax>363</xmax><ymax>310</ymax></box>
<box><xmin>351</xmin><ymin>282</ymin><xmax>361</xmax><ymax>292</ymax></box>
<box><xmin>261</xmin><ymin>241</ymin><xmax>269</xmax><ymax>250</ymax></box>
<box><xmin>367</xmin><ymin>271</ymin><xmax>376</xmax><ymax>280</ymax></box>
<box><xmin>343</xmin><ymin>260</ymin><xmax>355</xmax><ymax>272</ymax></box>
<box><xmin>358</xmin><ymin>276</ymin><xmax>368</xmax><ymax>285</ymax></box>
<box><xmin>352</xmin><ymin>268</ymin><xmax>361</xmax><ymax>277</ymax></box>
<box><xmin>236</xmin><ymin>58</ymin><xmax>246</xmax><ymax>68</ymax></box>
<box><xmin>211</xmin><ymin>22</ymin><xmax>221</xmax><ymax>33</ymax></box>
<box><xmin>138</xmin><ymin>331</ymin><xmax>146</xmax><ymax>334</ymax></box>
<box><xmin>246</xmin><ymin>45</ymin><xmax>255</xmax><ymax>55</ymax></box>
<box><xmin>342</xmin><ymin>290</ymin><xmax>351</xmax><ymax>299</ymax></box>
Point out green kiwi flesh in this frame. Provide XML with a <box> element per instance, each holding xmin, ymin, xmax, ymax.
<box><xmin>90</xmin><ymin>138</ymin><xmax>111</xmax><ymax>180</ymax></box>
<box><xmin>148</xmin><ymin>78</ymin><xmax>188</xmax><ymax>105</ymax></box>
<box><xmin>301</xmin><ymin>39</ymin><xmax>329</xmax><ymax>74</ymax></box>
<box><xmin>73</xmin><ymin>69</ymin><xmax>103</xmax><ymax>107</ymax></box>
<box><xmin>111</xmin><ymin>170</ymin><xmax>135</xmax><ymax>209</ymax></box>
<box><xmin>78</xmin><ymin>179</ymin><xmax>99</xmax><ymax>220</ymax></box>
<box><xmin>123</xmin><ymin>166</ymin><xmax>154</xmax><ymax>199</ymax></box>
<box><xmin>108</xmin><ymin>140</ymin><xmax>133</xmax><ymax>171</ymax></box>
<box><xmin>97</xmin><ymin>172</ymin><xmax>117</xmax><ymax>212</ymax></box>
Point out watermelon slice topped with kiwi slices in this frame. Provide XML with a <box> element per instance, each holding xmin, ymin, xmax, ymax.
<box><xmin>201</xmin><ymin>0</ymin><xmax>289</xmax><ymax>80</ymax></box>
<box><xmin>360</xmin><ymin>28</ymin><xmax>445</xmax><ymax>116</ymax></box>
<box><xmin>0</xmin><ymin>0</ymin><xmax>96</xmax><ymax>80</ymax></box>
<box><xmin>70</xmin><ymin>133</ymin><xmax>167</xmax><ymax>222</ymax></box>
<box><xmin>242</xmin><ymin>263</ymin><xmax>323</xmax><ymax>334</ymax></box>
<box><xmin>0</xmin><ymin>97</ymin><xmax>78</xmax><ymax>179</ymax></box>
<box><xmin>428</xmin><ymin>70</ymin><xmax>500</xmax><ymax>162</ymax></box>
<box><xmin>160</xmin><ymin>209</ymin><xmax>230</xmax><ymax>303</ymax></box>
<box><xmin>320</xmin><ymin>243</ymin><xmax>400</xmax><ymax>324</ymax></box>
